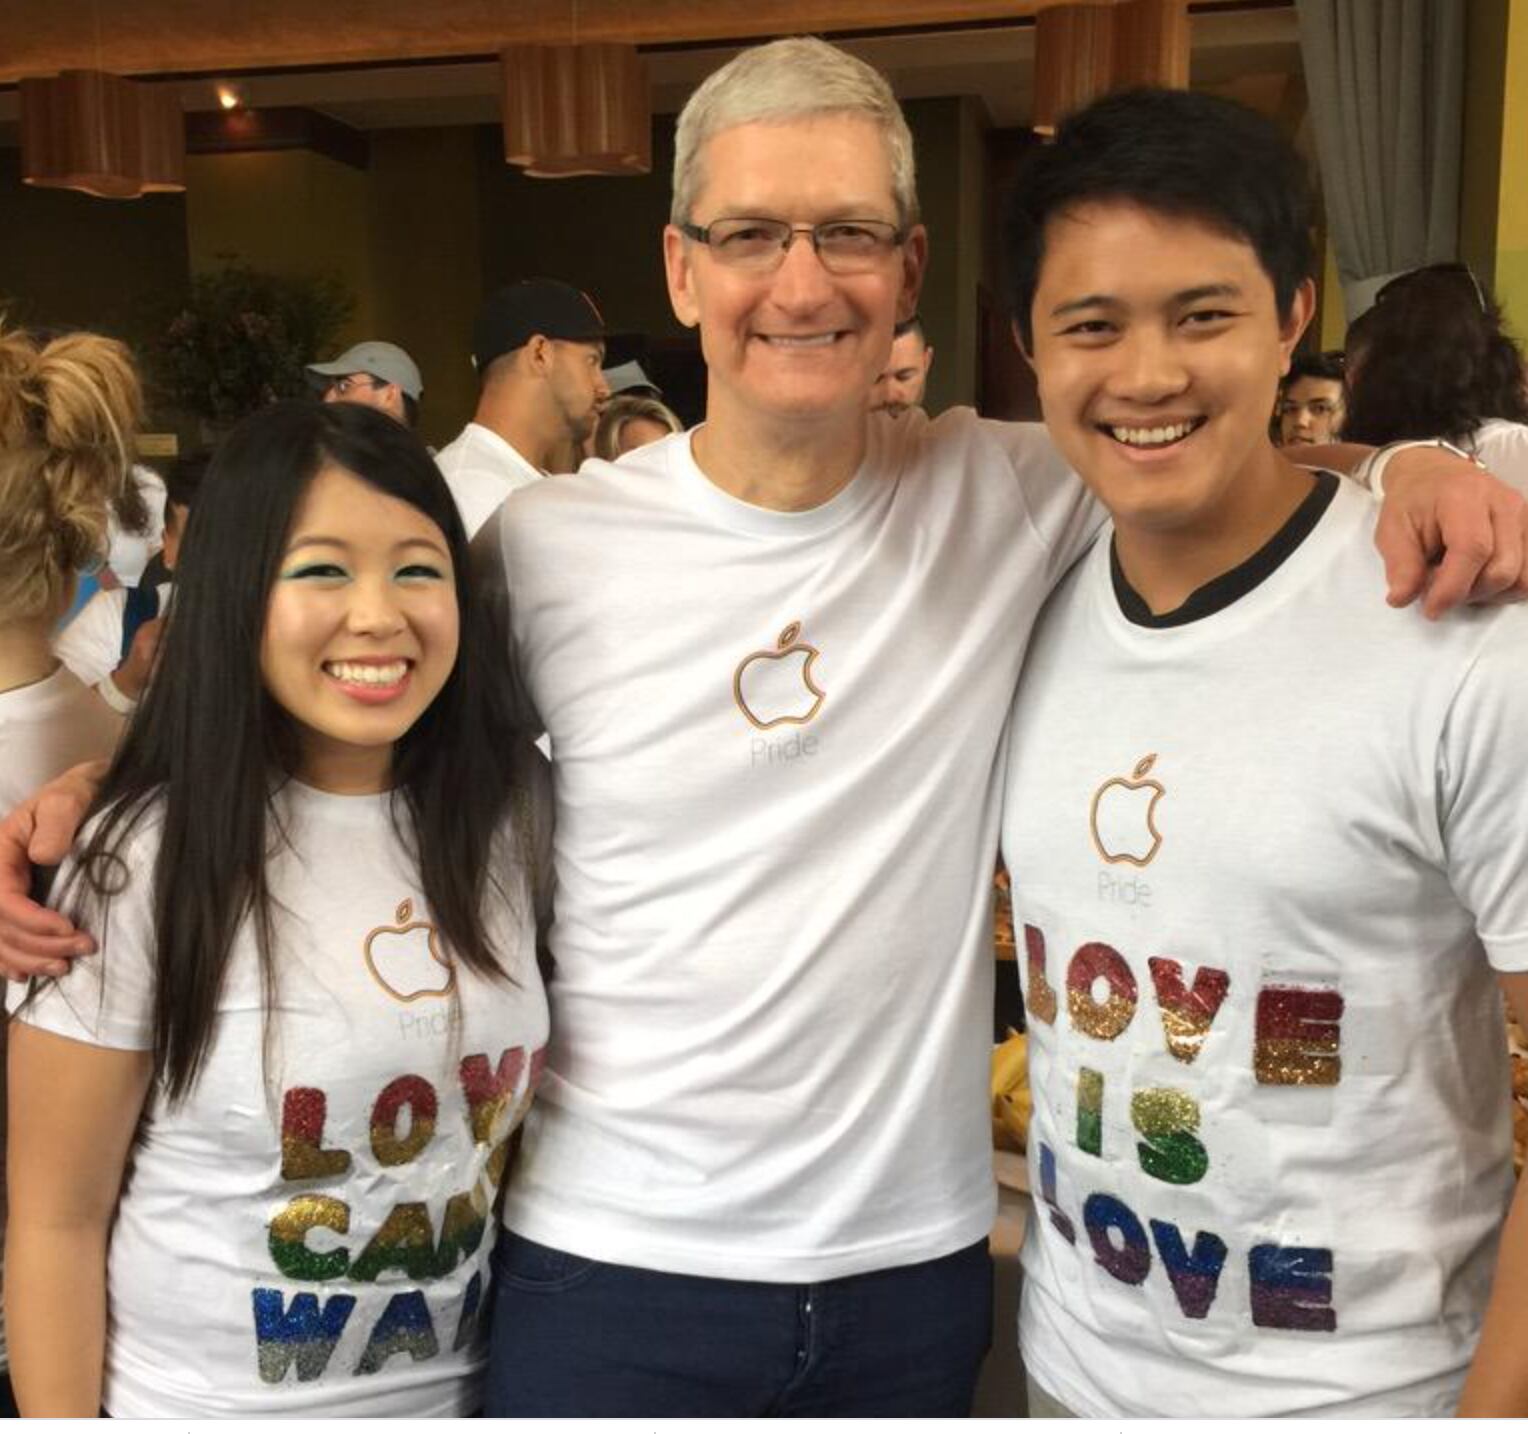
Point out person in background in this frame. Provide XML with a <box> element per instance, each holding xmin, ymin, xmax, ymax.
<box><xmin>305</xmin><ymin>340</ymin><xmax>424</xmax><ymax>429</ymax></box>
<box><xmin>436</xmin><ymin>281</ymin><xmax>610</xmax><ymax>537</ymax></box>
<box><xmin>869</xmin><ymin>313</ymin><xmax>934</xmax><ymax>415</ymax></box>
<box><xmin>593</xmin><ymin>393</ymin><xmax>684</xmax><ymax>461</ymax></box>
<box><xmin>0</xmin><ymin>321</ymin><xmax>143</xmax><ymax>1418</ymax></box>
<box><xmin>1275</xmin><ymin>349</ymin><xmax>1346</xmax><ymax>446</ymax></box>
<box><xmin>1344</xmin><ymin>264</ymin><xmax>1528</xmax><ymax>492</ymax></box>
<box><xmin>602</xmin><ymin>359</ymin><xmax>665</xmax><ymax>402</ymax></box>
<box><xmin>54</xmin><ymin>449</ymin><xmax>208</xmax><ymax>712</ymax></box>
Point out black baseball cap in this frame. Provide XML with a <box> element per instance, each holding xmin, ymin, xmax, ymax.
<box><xmin>473</xmin><ymin>279</ymin><xmax>606</xmax><ymax>372</ymax></box>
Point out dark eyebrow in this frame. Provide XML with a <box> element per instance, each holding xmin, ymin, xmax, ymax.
<box><xmin>284</xmin><ymin>535</ymin><xmax>450</xmax><ymax>559</ymax></box>
<box><xmin>1050</xmin><ymin>282</ymin><xmax>1245</xmax><ymax>319</ymax></box>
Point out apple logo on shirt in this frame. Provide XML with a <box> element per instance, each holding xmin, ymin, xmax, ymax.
<box><xmin>733</xmin><ymin>621</ymin><xmax>827</xmax><ymax>731</ymax></box>
<box><xmin>363</xmin><ymin>898</ymin><xmax>456</xmax><ymax>1002</ymax></box>
<box><xmin>1089</xmin><ymin>754</ymin><xmax>1166</xmax><ymax>867</ymax></box>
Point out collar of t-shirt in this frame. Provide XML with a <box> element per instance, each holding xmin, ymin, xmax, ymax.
<box><xmin>1109</xmin><ymin>470</ymin><xmax>1340</xmax><ymax>629</ymax></box>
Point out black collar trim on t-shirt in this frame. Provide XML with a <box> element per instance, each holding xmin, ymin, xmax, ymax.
<box><xmin>1110</xmin><ymin>470</ymin><xmax>1341</xmax><ymax>629</ymax></box>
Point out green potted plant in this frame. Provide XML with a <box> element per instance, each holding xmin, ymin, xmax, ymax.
<box><xmin>154</xmin><ymin>261</ymin><xmax>354</xmax><ymax>434</ymax></box>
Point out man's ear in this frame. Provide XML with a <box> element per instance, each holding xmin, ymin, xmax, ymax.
<box><xmin>895</xmin><ymin>224</ymin><xmax>929</xmax><ymax>325</ymax></box>
<box><xmin>525</xmin><ymin>334</ymin><xmax>554</xmax><ymax>374</ymax></box>
<box><xmin>1278</xmin><ymin>278</ymin><xmax>1317</xmax><ymax>375</ymax></box>
<box><xmin>1011</xmin><ymin>319</ymin><xmax>1037</xmax><ymax>375</ymax></box>
<box><xmin>664</xmin><ymin>224</ymin><xmax>701</xmax><ymax>329</ymax></box>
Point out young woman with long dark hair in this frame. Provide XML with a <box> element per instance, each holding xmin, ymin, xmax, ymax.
<box><xmin>5</xmin><ymin>400</ymin><xmax>548</xmax><ymax>1417</ymax></box>
<box><xmin>1343</xmin><ymin>264</ymin><xmax>1528</xmax><ymax>491</ymax></box>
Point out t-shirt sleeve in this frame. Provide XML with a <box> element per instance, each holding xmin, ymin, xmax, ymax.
<box><xmin>52</xmin><ymin>589</ymin><xmax>126</xmax><ymax>690</ymax></box>
<box><xmin>984</xmin><ymin>418</ymin><xmax>1106</xmax><ymax>589</ymax></box>
<box><xmin>1437</xmin><ymin>611</ymin><xmax>1528</xmax><ymax>971</ymax></box>
<box><xmin>1476</xmin><ymin>422</ymin><xmax>1528</xmax><ymax>499</ymax></box>
<box><xmin>8</xmin><ymin>824</ymin><xmax>159</xmax><ymax>1051</ymax></box>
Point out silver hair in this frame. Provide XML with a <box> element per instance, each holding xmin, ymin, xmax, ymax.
<box><xmin>670</xmin><ymin>37</ymin><xmax>919</xmax><ymax>228</ymax></box>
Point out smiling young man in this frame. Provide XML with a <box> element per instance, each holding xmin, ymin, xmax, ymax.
<box><xmin>2</xmin><ymin>38</ymin><xmax>1527</xmax><ymax>1423</ymax></box>
<box><xmin>1001</xmin><ymin>89</ymin><xmax>1528</xmax><ymax>1418</ymax></box>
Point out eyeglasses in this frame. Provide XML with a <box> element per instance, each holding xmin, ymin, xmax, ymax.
<box><xmin>328</xmin><ymin>374</ymin><xmax>385</xmax><ymax>397</ymax></box>
<box><xmin>678</xmin><ymin>217</ymin><xmax>906</xmax><ymax>274</ymax></box>
<box><xmin>1374</xmin><ymin>262</ymin><xmax>1488</xmax><ymax>314</ymax></box>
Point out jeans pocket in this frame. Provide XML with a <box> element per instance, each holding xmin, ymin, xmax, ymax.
<box><xmin>495</xmin><ymin>1233</ymin><xmax>602</xmax><ymax>1293</ymax></box>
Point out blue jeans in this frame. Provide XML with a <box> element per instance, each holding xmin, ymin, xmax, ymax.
<box><xmin>485</xmin><ymin>1232</ymin><xmax>993</xmax><ymax>1416</ymax></box>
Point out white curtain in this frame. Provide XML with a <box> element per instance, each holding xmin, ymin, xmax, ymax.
<box><xmin>1296</xmin><ymin>0</ymin><xmax>1465</xmax><ymax>319</ymax></box>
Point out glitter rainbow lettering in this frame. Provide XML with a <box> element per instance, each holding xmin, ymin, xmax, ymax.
<box><xmin>1024</xmin><ymin>924</ymin><xmax>1059</xmax><ymax>1026</ymax></box>
<box><xmin>1254</xmin><ymin>985</ymin><xmax>1343</xmax><ymax>1086</ymax></box>
<box><xmin>252</xmin><ymin>1288</ymin><xmax>356</xmax><ymax>1383</ymax></box>
<box><xmin>1084</xmin><ymin>1192</ymin><xmax>1151</xmax><ymax>1285</ymax></box>
<box><xmin>1066</xmin><ymin>942</ymin><xmax>1138</xmax><ymax>1041</ymax></box>
<box><xmin>1149</xmin><ymin>1219</ymin><xmax>1228</xmax><ymax>1319</ymax></box>
<box><xmin>1130</xmin><ymin>1087</ymin><xmax>1208</xmax><ymax>1185</ymax></box>
<box><xmin>1249</xmin><ymin>1244</ymin><xmax>1338</xmax><ymax>1332</ymax></box>
<box><xmin>1147</xmin><ymin>958</ymin><xmax>1230</xmax><ymax>1064</ymax></box>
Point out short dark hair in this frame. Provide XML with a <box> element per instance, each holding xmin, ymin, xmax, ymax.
<box><xmin>163</xmin><ymin>447</ymin><xmax>211</xmax><ymax>510</ymax></box>
<box><xmin>401</xmin><ymin>391</ymin><xmax>419</xmax><ymax>428</ymax></box>
<box><xmin>893</xmin><ymin>314</ymin><xmax>926</xmax><ymax>343</ymax></box>
<box><xmin>1282</xmin><ymin>350</ymin><xmax>1345</xmax><ymax>390</ymax></box>
<box><xmin>1005</xmin><ymin>88</ymin><xmax>1314</xmax><ymax>350</ymax></box>
<box><xmin>1342</xmin><ymin>268</ymin><xmax>1528</xmax><ymax>444</ymax></box>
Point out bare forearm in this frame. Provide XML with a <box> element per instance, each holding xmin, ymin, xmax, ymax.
<box><xmin>1458</xmin><ymin>1171</ymin><xmax>1528</xmax><ymax>1414</ymax></box>
<box><xmin>1293</xmin><ymin>441</ymin><xmax>1373</xmax><ymax>478</ymax></box>
<box><xmin>6</xmin><ymin>1221</ymin><xmax>109</xmax><ymax>1415</ymax></box>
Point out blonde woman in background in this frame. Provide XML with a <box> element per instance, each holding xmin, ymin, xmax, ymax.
<box><xmin>0</xmin><ymin>324</ymin><xmax>141</xmax><ymax>809</ymax></box>
<box><xmin>0</xmin><ymin>322</ymin><xmax>142</xmax><ymax>1417</ymax></box>
<box><xmin>592</xmin><ymin>393</ymin><xmax>683</xmax><ymax>462</ymax></box>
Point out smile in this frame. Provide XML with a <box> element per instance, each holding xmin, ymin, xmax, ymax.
<box><xmin>759</xmin><ymin>332</ymin><xmax>841</xmax><ymax>349</ymax></box>
<box><xmin>1101</xmin><ymin>418</ymin><xmax>1206</xmax><ymax>449</ymax></box>
<box><xmin>322</xmin><ymin>659</ymin><xmax>413</xmax><ymax>691</ymax></box>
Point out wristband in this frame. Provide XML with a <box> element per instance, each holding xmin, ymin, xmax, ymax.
<box><xmin>96</xmin><ymin>670</ymin><xmax>139</xmax><ymax>715</ymax></box>
<box><xmin>1359</xmin><ymin>438</ymin><xmax>1485</xmax><ymax>499</ymax></box>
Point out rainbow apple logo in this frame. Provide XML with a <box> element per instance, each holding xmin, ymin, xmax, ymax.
<box><xmin>1090</xmin><ymin>754</ymin><xmax>1166</xmax><ymax>867</ymax></box>
<box><xmin>733</xmin><ymin>621</ymin><xmax>826</xmax><ymax>731</ymax></box>
<box><xmin>363</xmin><ymin>898</ymin><xmax>456</xmax><ymax>1003</ymax></box>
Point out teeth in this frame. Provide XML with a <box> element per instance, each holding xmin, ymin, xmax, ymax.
<box><xmin>1109</xmin><ymin>420</ymin><xmax>1198</xmax><ymax>448</ymax></box>
<box><xmin>326</xmin><ymin>660</ymin><xmax>408</xmax><ymax>686</ymax></box>
<box><xmin>767</xmin><ymin>334</ymin><xmax>836</xmax><ymax>348</ymax></box>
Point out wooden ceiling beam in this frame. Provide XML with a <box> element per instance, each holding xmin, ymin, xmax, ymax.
<box><xmin>0</xmin><ymin>0</ymin><xmax>1108</xmax><ymax>86</ymax></box>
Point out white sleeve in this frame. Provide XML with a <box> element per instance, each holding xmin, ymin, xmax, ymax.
<box><xmin>984</xmin><ymin>418</ymin><xmax>1106</xmax><ymax>590</ymax></box>
<box><xmin>1437</xmin><ymin>610</ymin><xmax>1528</xmax><ymax>971</ymax></box>
<box><xmin>53</xmin><ymin>589</ymin><xmax>126</xmax><ymax>690</ymax></box>
<box><xmin>1475</xmin><ymin>422</ymin><xmax>1528</xmax><ymax>499</ymax></box>
<box><xmin>9</xmin><ymin>818</ymin><xmax>159</xmax><ymax>1051</ymax></box>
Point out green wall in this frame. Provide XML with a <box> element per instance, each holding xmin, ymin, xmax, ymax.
<box><xmin>0</xmin><ymin>148</ymin><xmax>189</xmax><ymax>364</ymax></box>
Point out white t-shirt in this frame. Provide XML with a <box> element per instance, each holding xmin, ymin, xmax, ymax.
<box><xmin>435</xmin><ymin>422</ymin><xmax>544</xmax><ymax>539</ymax></box>
<box><xmin>0</xmin><ymin>664</ymin><xmax>122</xmax><ymax>811</ymax></box>
<box><xmin>1471</xmin><ymin>418</ymin><xmax>1528</xmax><ymax>495</ymax></box>
<box><xmin>495</xmin><ymin>408</ymin><xmax>1100</xmax><ymax>1282</ymax></box>
<box><xmin>1002</xmin><ymin>477</ymin><xmax>1528</xmax><ymax>1417</ymax></box>
<box><xmin>13</xmin><ymin>779</ymin><xmax>549</xmax><ymax>1417</ymax></box>
<box><xmin>53</xmin><ymin>582</ymin><xmax>172</xmax><ymax>690</ymax></box>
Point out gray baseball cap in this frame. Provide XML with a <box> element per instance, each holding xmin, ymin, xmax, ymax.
<box><xmin>306</xmin><ymin>341</ymin><xmax>423</xmax><ymax>400</ymax></box>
